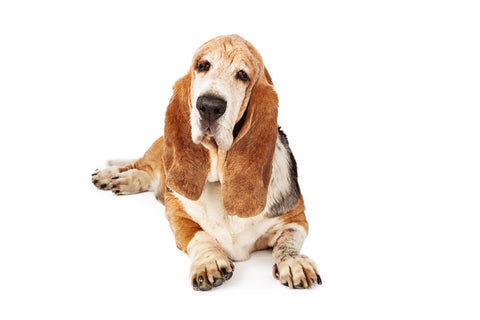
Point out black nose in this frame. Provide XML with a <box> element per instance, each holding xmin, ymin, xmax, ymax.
<box><xmin>196</xmin><ymin>95</ymin><xmax>227</xmax><ymax>122</ymax></box>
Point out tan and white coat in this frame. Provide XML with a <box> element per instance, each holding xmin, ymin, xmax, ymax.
<box><xmin>92</xmin><ymin>35</ymin><xmax>321</xmax><ymax>290</ymax></box>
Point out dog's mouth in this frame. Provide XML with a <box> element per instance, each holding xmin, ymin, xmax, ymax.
<box><xmin>196</xmin><ymin>126</ymin><xmax>219</xmax><ymax>149</ymax></box>
<box><xmin>204</xmin><ymin>127</ymin><xmax>214</xmax><ymax>137</ymax></box>
<box><xmin>192</xmin><ymin>105</ymin><xmax>238</xmax><ymax>151</ymax></box>
<box><xmin>195</xmin><ymin>106</ymin><xmax>248</xmax><ymax>151</ymax></box>
<box><xmin>197</xmin><ymin>123</ymin><xmax>236</xmax><ymax>151</ymax></box>
<box><xmin>199</xmin><ymin>122</ymin><xmax>216</xmax><ymax>139</ymax></box>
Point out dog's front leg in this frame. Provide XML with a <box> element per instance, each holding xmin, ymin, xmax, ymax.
<box><xmin>272</xmin><ymin>225</ymin><xmax>322</xmax><ymax>289</ymax></box>
<box><xmin>187</xmin><ymin>231</ymin><xmax>234</xmax><ymax>290</ymax></box>
<box><xmin>165</xmin><ymin>193</ymin><xmax>234</xmax><ymax>291</ymax></box>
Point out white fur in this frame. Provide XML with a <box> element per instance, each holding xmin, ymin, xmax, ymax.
<box><xmin>265</xmin><ymin>135</ymin><xmax>293</xmax><ymax>213</ymax></box>
<box><xmin>174</xmin><ymin>182</ymin><xmax>276</xmax><ymax>261</ymax></box>
<box><xmin>175</xmin><ymin>136</ymin><xmax>293</xmax><ymax>261</ymax></box>
<box><xmin>206</xmin><ymin>150</ymin><xmax>220</xmax><ymax>182</ymax></box>
<box><xmin>187</xmin><ymin>231</ymin><xmax>219</xmax><ymax>260</ymax></box>
<box><xmin>190</xmin><ymin>51</ymin><xmax>251</xmax><ymax>151</ymax></box>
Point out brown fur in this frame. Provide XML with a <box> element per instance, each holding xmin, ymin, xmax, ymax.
<box><xmin>164</xmin><ymin>191</ymin><xmax>203</xmax><ymax>252</ymax></box>
<box><xmin>222</xmin><ymin>78</ymin><xmax>278</xmax><ymax>217</ymax></box>
<box><xmin>117</xmin><ymin>137</ymin><xmax>167</xmax><ymax>203</ymax></box>
<box><xmin>278</xmin><ymin>197</ymin><xmax>309</xmax><ymax>233</ymax></box>
<box><xmin>162</xmin><ymin>74</ymin><xmax>210</xmax><ymax>201</ymax></box>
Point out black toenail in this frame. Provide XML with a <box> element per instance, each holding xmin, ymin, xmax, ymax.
<box><xmin>192</xmin><ymin>278</ymin><xmax>199</xmax><ymax>290</ymax></box>
<box><xmin>213</xmin><ymin>277</ymin><xmax>224</xmax><ymax>287</ymax></box>
<box><xmin>273</xmin><ymin>264</ymin><xmax>279</xmax><ymax>279</ymax></box>
<box><xmin>199</xmin><ymin>284</ymin><xmax>212</xmax><ymax>291</ymax></box>
<box><xmin>221</xmin><ymin>268</ymin><xmax>233</xmax><ymax>280</ymax></box>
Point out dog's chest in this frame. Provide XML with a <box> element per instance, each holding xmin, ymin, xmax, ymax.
<box><xmin>175</xmin><ymin>182</ymin><xmax>277</xmax><ymax>261</ymax></box>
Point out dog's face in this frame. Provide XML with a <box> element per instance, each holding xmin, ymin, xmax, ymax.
<box><xmin>189</xmin><ymin>36</ymin><xmax>262</xmax><ymax>151</ymax></box>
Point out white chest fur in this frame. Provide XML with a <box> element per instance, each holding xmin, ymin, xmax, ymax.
<box><xmin>174</xmin><ymin>182</ymin><xmax>278</xmax><ymax>261</ymax></box>
<box><xmin>174</xmin><ymin>135</ymin><xmax>293</xmax><ymax>261</ymax></box>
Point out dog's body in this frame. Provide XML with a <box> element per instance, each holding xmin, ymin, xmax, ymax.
<box><xmin>92</xmin><ymin>35</ymin><xmax>321</xmax><ymax>290</ymax></box>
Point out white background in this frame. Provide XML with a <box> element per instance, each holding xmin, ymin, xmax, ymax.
<box><xmin>1</xmin><ymin>0</ymin><xmax>479</xmax><ymax>319</ymax></box>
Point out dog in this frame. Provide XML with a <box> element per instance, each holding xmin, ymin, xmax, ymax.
<box><xmin>92</xmin><ymin>35</ymin><xmax>321</xmax><ymax>290</ymax></box>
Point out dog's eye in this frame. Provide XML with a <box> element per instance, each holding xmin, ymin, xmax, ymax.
<box><xmin>236</xmin><ymin>70</ymin><xmax>249</xmax><ymax>82</ymax></box>
<box><xmin>197</xmin><ymin>61</ymin><xmax>210</xmax><ymax>72</ymax></box>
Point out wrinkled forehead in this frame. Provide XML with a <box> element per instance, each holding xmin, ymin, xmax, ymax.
<box><xmin>193</xmin><ymin>36</ymin><xmax>263</xmax><ymax>74</ymax></box>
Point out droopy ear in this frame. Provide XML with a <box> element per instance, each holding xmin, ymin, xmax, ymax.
<box><xmin>222</xmin><ymin>72</ymin><xmax>278</xmax><ymax>218</ymax></box>
<box><xmin>163</xmin><ymin>74</ymin><xmax>210</xmax><ymax>200</ymax></box>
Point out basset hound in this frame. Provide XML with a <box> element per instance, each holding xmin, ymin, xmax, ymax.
<box><xmin>92</xmin><ymin>35</ymin><xmax>321</xmax><ymax>290</ymax></box>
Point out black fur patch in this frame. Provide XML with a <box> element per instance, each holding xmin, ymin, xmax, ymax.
<box><xmin>267</xmin><ymin>127</ymin><xmax>301</xmax><ymax>217</ymax></box>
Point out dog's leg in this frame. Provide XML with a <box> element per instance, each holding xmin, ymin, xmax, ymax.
<box><xmin>91</xmin><ymin>137</ymin><xmax>166</xmax><ymax>200</ymax></box>
<box><xmin>165</xmin><ymin>192</ymin><xmax>234</xmax><ymax>291</ymax></box>
<box><xmin>92</xmin><ymin>163</ymin><xmax>152</xmax><ymax>195</ymax></box>
<box><xmin>271</xmin><ymin>224</ymin><xmax>322</xmax><ymax>289</ymax></box>
<box><xmin>93</xmin><ymin>167</ymin><xmax>153</xmax><ymax>195</ymax></box>
<box><xmin>188</xmin><ymin>231</ymin><xmax>235</xmax><ymax>291</ymax></box>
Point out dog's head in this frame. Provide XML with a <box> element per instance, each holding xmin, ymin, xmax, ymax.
<box><xmin>189</xmin><ymin>35</ymin><xmax>269</xmax><ymax>151</ymax></box>
<box><xmin>163</xmin><ymin>35</ymin><xmax>278</xmax><ymax>217</ymax></box>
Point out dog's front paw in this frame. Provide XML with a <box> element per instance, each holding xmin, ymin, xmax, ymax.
<box><xmin>92</xmin><ymin>168</ymin><xmax>151</xmax><ymax>195</ymax></box>
<box><xmin>190</xmin><ymin>255</ymin><xmax>234</xmax><ymax>291</ymax></box>
<box><xmin>91</xmin><ymin>167</ymin><xmax>120</xmax><ymax>190</ymax></box>
<box><xmin>273</xmin><ymin>255</ymin><xmax>321</xmax><ymax>289</ymax></box>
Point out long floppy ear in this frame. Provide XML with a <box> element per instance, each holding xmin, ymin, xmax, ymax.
<box><xmin>222</xmin><ymin>70</ymin><xmax>278</xmax><ymax>218</ymax></box>
<box><xmin>163</xmin><ymin>74</ymin><xmax>210</xmax><ymax>200</ymax></box>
